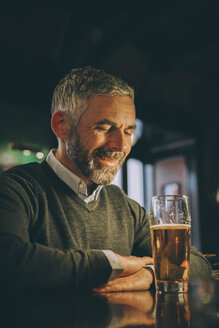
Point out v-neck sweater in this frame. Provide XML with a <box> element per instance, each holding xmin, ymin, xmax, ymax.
<box><xmin>0</xmin><ymin>161</ymin><xmax>151</xmax><ymax>292</ymax></box>
<box><xmin>0</xmin><ymin>161</ymin><xmax>212</xmax><ymax>293</ymax></box>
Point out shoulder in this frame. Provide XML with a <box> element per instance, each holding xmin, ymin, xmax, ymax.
<box><xmin>101</xmin><ymin>184</ymin><xmax>146</xmax><ymax>213</ymax></box>
<box><xmin>1</xmin><ymin>161</ymin><xmax>43</xmax><ymax>178</ymax></box>
<box><xmin>101</xmin><ymin>185</ymin><xmax>149</xmax><ymax>230</ymax></box>
<box><xmin>0</xmin><ymin>162</ymin><xmax>47</xmax><ymax>191</ymax></box>
<box><xmin>101</xmin><ymin>184</ymin><xmax>127</xmax><ymax>200</ymax></box>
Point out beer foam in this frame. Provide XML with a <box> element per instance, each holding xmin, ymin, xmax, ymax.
<box><xmin>150</xmin><ymin>223</ymin><xmax>191</xmax><ymax>229</ymax></box>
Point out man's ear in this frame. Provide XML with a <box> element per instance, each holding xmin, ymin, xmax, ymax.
<box><xmin>51</xmin><ymin>111</ymin><xmax>71</xmax><ymax>142</ymax></box>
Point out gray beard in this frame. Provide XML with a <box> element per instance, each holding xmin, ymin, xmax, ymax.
<box><xmin>66</xmin><ymin>132</ymin><xmax>125</xmax><ymax>185</ymax></box>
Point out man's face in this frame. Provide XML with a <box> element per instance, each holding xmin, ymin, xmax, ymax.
<box><xmin>66</xmin><ymin>95</ymin><xmax>136</xmax><ymax>185</ymax></box>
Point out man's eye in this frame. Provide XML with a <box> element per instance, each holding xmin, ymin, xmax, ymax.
<box><xmin>96</xmin><ymin>126</ymin><xmax>109</xmax><ymax>132</ymax></box>
<box><xmin>125</xmin><ymin>130</ymin><xmax>134</xmax><ymax>136</ymax></box>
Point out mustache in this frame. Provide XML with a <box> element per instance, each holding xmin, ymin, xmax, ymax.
<box><xmin>93</xmin><ymin>148</ymin><xmax>125</xmax><ymax>161</ymax></box>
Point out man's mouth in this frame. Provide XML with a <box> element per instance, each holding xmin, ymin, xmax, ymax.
<box><xmin>93</xmin><ymin>149</ymin><xmax>125</xmax><ymax>167</ymax></box>
<box><xmin>94</xmin><ymin>154</ymin><xmax>119</xmax><ymax>167</ymax></box>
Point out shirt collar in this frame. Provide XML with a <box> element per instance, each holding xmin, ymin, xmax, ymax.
<box><xmin>46</xmin><ymin>149</ymin><xmax>103</xmax><ymax>202</ymax></box>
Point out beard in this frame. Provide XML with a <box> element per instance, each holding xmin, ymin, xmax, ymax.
<box><xmin>66</xmin><ymin>132</ymin><xmax>126</xmax><ymax>185</ymax></box>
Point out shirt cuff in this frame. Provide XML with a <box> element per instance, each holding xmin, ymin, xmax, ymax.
<box><xmin>144</xmin><ymin>264</ymin><xmax>154</xmax><ymax>272</ymax></box>
<box><xmin>144</xmin><ymin>264</ymin><xmax>155</xmax><ymax>288</ymax></box>
<box><xmin>144</xmin><ymin>264</ymin><xmax>155</xmax><ymax>276</ymax></box>
<box><xmin>102</xmin><ymin>250</ymin><xmax>124</xmax><ymax>281</ymax></box>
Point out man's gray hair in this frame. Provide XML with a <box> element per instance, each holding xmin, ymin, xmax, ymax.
<box><xmin>51</xmin><ymin>66</ymin><xmax>135</xmax><ymax>127</ymax></box>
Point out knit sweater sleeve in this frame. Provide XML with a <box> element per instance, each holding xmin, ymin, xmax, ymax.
<box><xmin>0</xmin><ymin>170</ymin><xmax>111</xmax><ymax>293</ymax></box>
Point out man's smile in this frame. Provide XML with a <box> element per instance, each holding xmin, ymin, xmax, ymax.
<box><xmin>94</xmin><ymin>154</ymin><xmax>119</xmax><ymax>167</ymax></box>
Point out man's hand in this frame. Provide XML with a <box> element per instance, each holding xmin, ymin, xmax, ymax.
<box><xmin>115</xmin><ymin>254</ymin><xmax>153</xmax><ymax>277</ymax></box>
<box><xmin>94</xmin><ymin>267</ymin><xmax>154</xmax><ymax>292</ymax></box>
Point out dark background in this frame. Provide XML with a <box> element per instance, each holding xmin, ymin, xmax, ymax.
<box><xmin>1</xmin><ymin>0</ymin><xmax>219</xmax><ymax>253</ymax></box>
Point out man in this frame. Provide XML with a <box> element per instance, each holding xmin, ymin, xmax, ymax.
<box><xmin>0</xmin><ymin>67</ymin><xmax>211</xmax><ymax>293</ymax></box>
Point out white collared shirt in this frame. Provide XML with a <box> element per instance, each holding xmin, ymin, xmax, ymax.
<box><xmin>46</xmin><ymin>149</ymin><xmax>103</xmax><ymax>203</ymax></box>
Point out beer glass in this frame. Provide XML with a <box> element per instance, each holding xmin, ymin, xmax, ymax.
<box><xmin>150</xmin><ymin>195</ymin><xmax>191</xmax><ymax>293</ymax></box>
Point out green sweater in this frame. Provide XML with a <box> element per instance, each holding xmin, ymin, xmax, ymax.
<box><xmin>0</xmin><ymin>161</ymin><xmax>211</xmax><ymax>292</ymax></box>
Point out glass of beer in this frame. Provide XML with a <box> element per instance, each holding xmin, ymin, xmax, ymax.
<box><xmin>150</xmin><ymin>195</ymin><xmax>191</xmax><ymax>293</ymax></box>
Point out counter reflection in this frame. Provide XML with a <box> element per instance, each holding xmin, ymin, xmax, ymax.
<box><xmin>0</xmin><ymin>281</ymin><xmax>218</xmax><ymax>328</ymax></box>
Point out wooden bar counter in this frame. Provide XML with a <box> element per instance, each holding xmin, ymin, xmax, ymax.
<box><xmin>0</xmin><ymin>280</ymin><xmax>218</xmax><ymax>327</ymax></box>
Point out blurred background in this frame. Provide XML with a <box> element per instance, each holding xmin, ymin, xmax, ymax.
<box><xmin>0</xmin><ymin>0</ymin><xmax>219</xmax><ymax>255</ymax></box>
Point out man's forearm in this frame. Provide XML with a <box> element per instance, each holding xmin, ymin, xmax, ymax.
<box><xmin>0</xmin><ymin>238</ymin><xmax>112</xmax><ymax>293</ymax></box>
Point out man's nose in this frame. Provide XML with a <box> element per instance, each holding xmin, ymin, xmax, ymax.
<box><xmin>107</xmin><ymin>130</ymin><xmax>129</xmax><ymax>152</ymax></box>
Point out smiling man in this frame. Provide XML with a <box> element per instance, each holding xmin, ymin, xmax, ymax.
<box><xmin>0</xmin><ymin>67</ymin><xmax>211</xmax><ymax>293</ymax></box>
<box><xmin>54</xmin><ymin>95</ymin><xmax>135</xmax><ymax>186</ymax></box>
